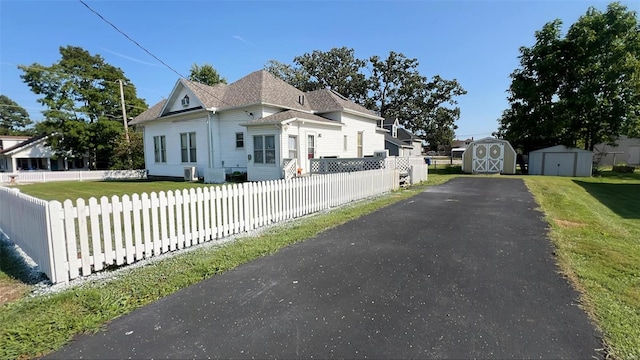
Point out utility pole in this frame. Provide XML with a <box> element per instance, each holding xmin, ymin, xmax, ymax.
<box><xmin>118</xmin><ymin>79</ymin><xmax>133</xmax><ymax>168</ymax></box>
<box><xmin>118</xmin><ymin>79</ymin><xmax>131</xmax><ymax>145</ymax></box>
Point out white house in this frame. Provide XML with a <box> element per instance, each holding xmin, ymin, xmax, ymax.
<box><xmin>0</xmin><ymin>134</ymin><xmax>88</xmax><ymax>172</ymax></box>
<box><xmin>131</xmin><ymin>70</ymin><xmax>386</xmax><ymax>182</ymax></box>
<box><xmin>382</xmin><ymin>118</ymin><xmax>423</xmax><ymax>157</ymax></box>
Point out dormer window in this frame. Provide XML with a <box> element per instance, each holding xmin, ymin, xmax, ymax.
<box><xmin>392</xmin><ymin>124</ymin><xmax>398</xmax><ymax>138</ymax></box>
<box><xmin>181</xmin><ymin>95</ymin><xmax>190</xmax><ymax>107</ymax></box>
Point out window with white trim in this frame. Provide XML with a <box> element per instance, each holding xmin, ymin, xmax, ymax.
<box><xmin>180</xmin><ymin>132</ymin><xmax>197</xmax><ymax>163</ymax></box>
<box><xmin>343</xmin><ymin>135</ymin><xmax>348</xmax><ymax>152</ymax></box>
<box><xmin>254</xmin><ymin>135</ymin><xmax>276</xmax><ymax>164</ymax></box>
<box><xmin>153</xmin><ymin>135</ymin><xmax>166</xmax><ymax>163</ymax></box>
<box><xmin>236</xmin><ymin>132</ymin><xmax>244</xmax><ymax>148</ymax></box>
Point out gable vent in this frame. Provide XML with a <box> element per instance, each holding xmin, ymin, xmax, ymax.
<box><xmin>181</xmin><ymin>95</ymin><xmax>190</xmax><ymax>107</ymax></box>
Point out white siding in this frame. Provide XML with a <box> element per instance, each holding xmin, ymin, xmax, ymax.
<box><xmin>282</xmin><ymin>122</ymin><xmax>343</xmax><ymax>174</ymax></box>
<box><xmin>166</xmin><ymin>87</ymin><xmax>201</xmax><ymax>113</ymax></box>
<box><xmin>143</xmin><ymin>117</ymin><xmax>209</xmax><ymax>178</ymax></box>
<box><xmin>10</xmin><ymin>141</ymin><xmax>55</xmax><ymax>159</ymax></box>
<box><xmin>246</xmin><ymin>126</ymin><xmax>282</xmax><ymax>181</ymax></box>
<box><xmin>218</xmin><ymin>106</ymin><xmax>261</xmax><ymax>172</ymax></box>
<box><xmin>340</xmin><ymin>113</ymin><xmax>385</xmax><ymax>157</ymax></box>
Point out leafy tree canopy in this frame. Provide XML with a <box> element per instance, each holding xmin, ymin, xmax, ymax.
<box><xmin>189</xmin><ymin>63</ymin><xmax>227</xmax><ymax>86</ymax></box>
<box><xmin>497</xmin><ymin>2</ymin><xmax>640</xmax><ymax>152</ymax></box>
<box><xmin>19</xmin><ymin>45</ymin><xmax>148</xmax><ymax>169</ymax></box>
<box><xmin>265</xmin><ymin>48</ymin><xmax>466</xmax><ymax>149</ymax></box>
<box><xmin>0</xmin><ymin>95</ymin><xmax>33</xmax><ymax>135</ymax></box>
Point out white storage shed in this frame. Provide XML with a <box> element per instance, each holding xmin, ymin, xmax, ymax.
<box><xmin>528</xmin><ymin>145</ymin><xmax>593</xmax><ymax>177</ymax></box>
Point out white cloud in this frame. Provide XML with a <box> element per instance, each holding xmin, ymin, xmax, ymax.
<box><xmin>101</xmin><ymin>48</ymin><xmax>162</xmax><ymax>67</ymax></box>
<box><xmin>232</xmin><ymin>35</ymin><xmax>256</xmax><ymax>47</ymax></box>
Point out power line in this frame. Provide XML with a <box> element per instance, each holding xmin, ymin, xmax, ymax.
<box><xmin>78</xmin><ymin>0</ymin><xmax>186</xmax><ymax>80</ymax></box>
<box><xmin>77</xmin><ymin>0</ymin><xmax>235</xmax><ymax>110</ymax></box>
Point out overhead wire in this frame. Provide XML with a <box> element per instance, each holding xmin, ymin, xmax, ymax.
<box><xmin>77</xmin><ymin>0</ymin><xmax>234</xmax><ymax>110</ymax></box>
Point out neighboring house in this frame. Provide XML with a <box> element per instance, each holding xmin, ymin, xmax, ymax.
<box><xmin>130</xmin><ymin>70</ymin><xmax>386</xmax><ymax>182</ymax></box>
<box><xmin>593</xmin><ymin>136</ymin><xmax>640</xmax><ymax>166</ymax></box>
<box><xmin>451</xmin><ymin>137</ymin><xmax>474</xmax><ymax>159</ymax></box>
<box><xmin>0</xmin><ymin>134</ymin><xmax>88</xmax><ymax>172</ymax></box>
<box><xmin>382</xmin><ymin>118</ymin><xmax>423</xmax><ymax>157</ymax></box>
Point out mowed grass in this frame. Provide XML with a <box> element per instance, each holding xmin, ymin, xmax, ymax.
<box><xmin>15</xmin><ymin>180</ymin><xmax>216</xmax><ymax>202</ymax></box>
<box><xmin>0</xmin><ymin>177</ymin><xmax>446</xmax><ymax>359</ymax></box>
<box><xmin>524</xmin><ymin>171</ymin><xmax>640</xmax><ymax>359</ymax></box>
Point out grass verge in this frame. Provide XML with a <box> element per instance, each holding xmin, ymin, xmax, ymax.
<box><xmin>0</xmin><ymin>180</ymin><xmax>443</xmax><ymax>359</ymax></box>
<box><xmin>15</xmin><ymin>180</ymin><xmax>217</xmax><ymax>202</ymax></box>
<box><xmin>524</xmin><ymin>174</ymin><xmax>640</xmax><ymax>359</ymax></box>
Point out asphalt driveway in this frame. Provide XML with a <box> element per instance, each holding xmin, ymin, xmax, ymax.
<box><xmin>48</xmin><ymin>177</ymin><xmax>602</xmax><ymax>359</ymax></box>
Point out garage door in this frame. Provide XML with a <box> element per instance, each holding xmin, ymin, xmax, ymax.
<box><xmin>543</xmin><ymin>153</ymin><xmax>575</xmax><ymax>176</ymax></box>
<box><xmin>628</xmin><ymin>146</ymin><xmax>640</xmax><ymax>165</ymax></box>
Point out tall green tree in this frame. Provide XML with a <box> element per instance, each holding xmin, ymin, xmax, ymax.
<box><xmin>498</xmin><ymin>2</ymin><xmax>640</xmax><ymax>152</ymax></box>
<box><xmin>266</xmin><ymin>48</ymin><xmax>466</xmax><ymax>149</ymax></box>
<box><xmin>368</xmin><ymin>52</ymin><xmax>466</xmax><ymax>150</ymax></box>
<box><xmin>19</xmin><ymin>46</ymin><xmax>148</xmax><ymax>169</ymax></box>
<box><xmin>0</xmin><ymin>95</ymin><xmax>33</xmax><ymax>135</ymax></box>
<box><xmin>266</xmin><ymin>47</ymin><xmax>370</xmax><ymax>104</ymax></box>
<box><xmin>110</xmin><ymin>129</ymin><xmax>145</xmax><ymax>170</ymax></box>
<box><xmin>189</xmin><ymin>63</ymin><xmax>227</xmax><ymax>86</ymax></box>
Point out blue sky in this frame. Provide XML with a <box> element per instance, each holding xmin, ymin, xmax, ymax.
<box><xmin>1</xmin><ymin>0</ymin><xmax>638</xmax><ymax>140</ymax></box>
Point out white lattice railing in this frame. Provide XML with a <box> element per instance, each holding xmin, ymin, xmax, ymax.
<box><xmin>310</xmin><ymin>158</ymin><xmax>385</xmax><ymax>174</ymax></box>
<box><xmin>282</xmin><ymin>158</ymin><xmax>298</xmax><ymax>180</ymax></box>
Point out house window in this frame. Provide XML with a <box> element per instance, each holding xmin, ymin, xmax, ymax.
<box><xmin>307</xmin><ymin>134</ymin><xmax>315</xmax><ymax>159</ymax></box>
<box><xmin>153</xmin><ymin>135</ymin><xmax>166</xmax><ymax>163</ymax></box>
<box><xmin>253</xmin><ymin>135</ymin><xmax>276</xmax><ymax>164</ymax></box>
<box><xmin>236</xmin><ymin>132</ymin><xmax>244</xmax><ymax>148</ymax></box>
<box><xmin>181</xmin><ymin>95</ymin><xmax>190</xmax><ymax>107</ymax></box>
<box><xmin>288</xmin><ymin>135</ymin><xmax>297</xmax><ymax>159</ymax></box>
<box><xmin>357</xmin><ymin>131</ymin><xmax>363</xmax><ymax>157</ymax></box>
<box><xmin>343</xmin><ymin>135</ymin><xmax>348</xmax><ymax>152</ymax></box>
<box><xmin>180</xmin><ymin>132</ymin><xmax>197</xmax><ymax>163</ymax></box>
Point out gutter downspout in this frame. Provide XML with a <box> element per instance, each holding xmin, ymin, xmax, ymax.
<box><xmin>207</xmin><ymin>109</ymin><xmax>217</xmax><ymax>169</ymax></box>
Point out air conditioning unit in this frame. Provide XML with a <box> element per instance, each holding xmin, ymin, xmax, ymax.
<box><xmin>184</xmin><ymin>166</ymin><xmax>197</xmax><ymax>181</ymax></box>
<box><xmin>374</xmin><ymin>150</ymin><xmax>388</xmax><ymax>158</ymax></box>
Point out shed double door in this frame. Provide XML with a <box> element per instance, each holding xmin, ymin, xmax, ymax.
<box><xmin>472</xmin><ymin>143</ymin><xmax>504</xmax><ymax>173</ymax></box>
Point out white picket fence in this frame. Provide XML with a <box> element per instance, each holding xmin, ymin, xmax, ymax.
<box><xmin>0</xmin><ymin>169</ymin><xmax>399</xmax><ymax>284</ymax></box>
<box><xmin>0</xmin><ymin>187</ymin><xmax>54</xmax><ymax>278</ymax></box>
<box><xmin>0</xmin><ymin>169</ymin><xmax>147</xmax><ymax>184</ymax></box>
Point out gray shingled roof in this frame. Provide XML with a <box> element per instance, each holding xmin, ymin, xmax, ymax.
<box><xmin>242</xmin><ymin>110</ymin><xmax>342</xmax><ymax>126</ymax></box>
<box><xmin>385</xmin><ymin>133</ymin><xmax>412</xmax><ymax>148</ymax></box>
<box><xmin>306</xmin><ymin>89</ymin><xmax>379</xmax><ymax>117</ymax></box>
<box><xmin>132</xmin><ymin>70</ymin><xmax>379</xmax><ymax>124</ymax></box>
<box><xmin>219</xmin><ymin>71</ymin><xmax>312</xmax><ymax>111</ymax></box>
<box><xmin>129</xmin><ymin>99</ymin><xmax>167</xmax><ymax>125</ymax></box>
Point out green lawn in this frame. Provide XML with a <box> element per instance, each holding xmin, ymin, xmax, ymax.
<box><xmin>15</xmin><ymin>180</ymin><xmax>218</xmax><ymax>202</ymax></box>
<box><xmin>524</xmin><ymin>171</ymin><xmax>640</xmax><ymax>359</ymax></box>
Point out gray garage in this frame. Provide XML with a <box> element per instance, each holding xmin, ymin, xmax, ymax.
<box><xmin>528</xmin><ymin>145</ymin><xmax>593</xmax><ymax>177</ymax></box>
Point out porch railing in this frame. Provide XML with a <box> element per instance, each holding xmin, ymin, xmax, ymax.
<box><xmin>282</xmin><ymin>158</ymin><xmax>298</xmax><ymax>180</ymax></box>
